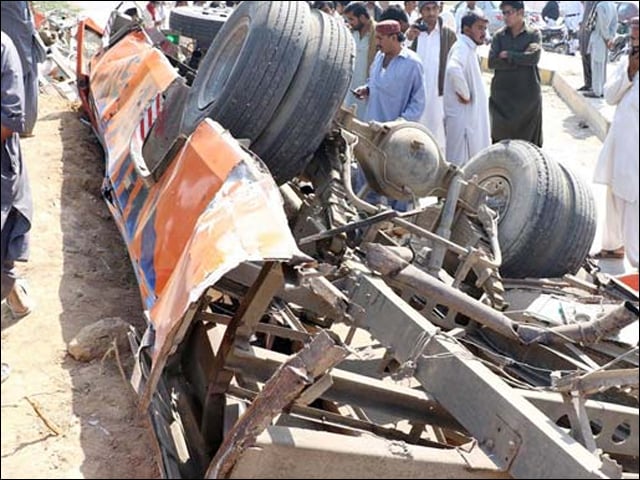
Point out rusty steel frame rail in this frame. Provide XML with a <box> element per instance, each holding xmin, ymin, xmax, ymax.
<box><xmin>348</xmin><ymin>272</ymin><xmax>613</xmax><ymax>479</ymax></box>
<box><xmin>364</xmin><ymin>243</ymin><xmax>518</xmax><ymax>340</ymax></box>
<box><xmin>226</xmin><ymin>345</ymin><xmax>463</xmax><ymax>431</ymax></box>
<box><xmin>227</xmin><ymin>425</ymin><xmax>510</xmax><ymax>479</ymax></box>
<box><xmin>222</xmin><ymin>344</ymin><xmax>638</xmax><ymax>459</ymax></box>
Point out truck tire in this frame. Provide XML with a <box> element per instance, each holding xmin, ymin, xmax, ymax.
<box><xmin>168</xmin><ymin>6</ymin><xmax>231</xmax><ymax>49</ymax></box>
<box><xmin>463</xmin><ymin>140</ymin><xmax>576</xmax><ymax>279</ymax></box>
<box><xmin>549</xmin><ymin>163</ymin><xmax>597</xmax><ymax>275</ymax></box>
<box><xmin>251</xmin><ymin>11</ymin><xmax>354</xmax><ymax>184</ymax></box>
<box><xmin>181</xmin><ymin>2</ymin><xmax>310</xmax><ymax>146</ymax></box>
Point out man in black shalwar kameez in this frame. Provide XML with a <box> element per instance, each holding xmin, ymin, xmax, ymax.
<box><xmin>488</xmin><ymin>1</ymin><xmax>543</xmax><ymax>147</ymax></box>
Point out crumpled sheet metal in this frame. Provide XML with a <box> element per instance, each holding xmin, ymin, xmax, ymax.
<box><xmin>89</xmin><ymin>30</ymin><xmax>178</xmax><ymax>179</ymax></box>
<box><xmin>83</xmin><ymin>30</ymin><xmax>298</xmax><ymax>400</ymax></box>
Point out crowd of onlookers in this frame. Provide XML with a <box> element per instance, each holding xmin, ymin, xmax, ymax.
<box><xmin>331</xmin><ymin>1</ymin><xmax>637</xmax><ymax>267</ymax></box>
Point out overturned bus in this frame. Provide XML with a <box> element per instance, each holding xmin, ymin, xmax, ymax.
<box><xmin>76</xmin><ymin>2</ymin><xmax>638</xmax><ymax>478</ymax></box>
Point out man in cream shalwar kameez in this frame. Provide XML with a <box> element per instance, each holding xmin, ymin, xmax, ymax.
<box><xmin>593</xmin><ymin>18</ymin><xmax>639</xmax><ymax>268</ymax></box>
<box><xmin>443</xmin><ymin>12</ymin><xmax>490</xmax><ymax>166</ymax></box>
<box><xmin>409</xmin><ymin>1</ymin><xmax>457</xmax><ymax>156</ymax></box>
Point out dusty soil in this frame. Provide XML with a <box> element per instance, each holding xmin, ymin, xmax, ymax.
<box><xmin>1</xmin><ymin>93</ymin><xmax>160</xmax><ymax>479</ymax></box>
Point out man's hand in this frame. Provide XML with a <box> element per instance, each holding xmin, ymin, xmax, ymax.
<box><xmin>456</xmin><ymin>93</ymin><xmax>471</xmax><ymax>104</ymax></box>
<box><xmin>353</xmin><ymin>86</ymin><xmax>370</xmax><ymax>100</ymax></box>
<box><xmin>499</xmin><ymin>50</ymin><xmax>509</xmax><ymax>59</ymax></box>
<box><xmin>1</xmin><ymin>125</ymin><xmax>13</xmax><ymax>144</ymax></box>
<box><xmin>406</xmin><ymin>26</ymin><xmax>419</xmax><ymax>42</ymax></box>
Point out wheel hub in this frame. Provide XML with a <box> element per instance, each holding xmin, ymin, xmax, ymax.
<box><xmin>480</xmin><ymin>176</ymin><xmax>511</xmax><ymax>220</ymax></box>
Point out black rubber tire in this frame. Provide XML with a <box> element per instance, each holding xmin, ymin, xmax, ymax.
<box><xmin>169</xmin><ymin>6</ymin><xmax>231</xmax><ymax>49</ymax></box>
<box><xmin>181</xmin><ymin>1</ymin><xmax>310</xmax><ymax>144</ymax></box>
<box><xmin>251</xmin><ymin>11</ymin><xmax>354</xmax><ymax>184</ymax></box>
<box><xmin>549</xmin><ymin>163</ymin><xmax>597</xmax><ymax>275</ymax></box>
<box><xmin>463</xmin><ymin>140</ymin><xmax>573</xmax><ymax>279</ymax></box>
<box><xmin>552</xmin><ymin>43</ymin><xmax>569</xmax><ymax>55</ymax></box>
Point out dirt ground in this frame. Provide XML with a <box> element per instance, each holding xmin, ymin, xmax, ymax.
<box><xmin>1</xmin><ymin>93</ymin><xmax>160</xmax><ymax>479</ymax></box>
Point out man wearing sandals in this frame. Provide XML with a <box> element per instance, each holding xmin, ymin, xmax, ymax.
<box><xmin>593</xmin><ymin>17</ymin><xmax>639</xmax><ymax>269</ymax></box>
<box><xmin>2</xmin><ymin>32</ymin><xmax>34</xmax><ymax>322</ymax></box>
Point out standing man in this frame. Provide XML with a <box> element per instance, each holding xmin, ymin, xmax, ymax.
<box><xmin>578</xmin><ymin>1</ymin><xmax>597</xmax><ymax>92</ymax></box>
<box><xmin>440</xmin><ymin>2</ymin><xmax>456</xmax><ymax>31</ymax></box>
<box><xmin>560</xmin><ymin>1</ymin><xmax>584</xmax><ymax>55</ymax></box>
<box><xmin>585</xmin><ymin>1</ymin><xmax>617</xmax><ymax>98</ymax></box>
<box><xmin>1</xmin><ymin>1</ymin><xmax>45</xmax><ymax>137</ymax></box>
<box><xmin>353</xmin><ymin>20</ymin><xmax>425</xmax><ymax>210</ymax></box>
<box><xmin>593</xmin><ymin>17</ymin><xmax>639</xmax><ymax>268</ymax></box>
<box><xmin>344</xmin><ymin>2</ymin><xmax>377</xmax><ymax>120</ymax></box>
<box><xmin>455</xmin><ymin>1</ymin><xmax>484</xmax><ymax>34</ymax></box>
<box><xmin>409</xmin><ymin>1</ymin><xmax>457</xmax><ymax>155</ymax></box>
<box><xmin>144</xmin><ymin>1</ymin><xmax>167</xmax><ymax>28</ymax></box>
<box><xmin>488</xmin><ymin>1</ymin><xmax>543</xmax><ymax>147</ymax></box>
<box><xmin>404</xmin><ymin>1</ymin><xmax>420</xmax><ymax>24</ymax></box>
<box><xmin>354</xmin><ymin>20</ymin><xmax>425</xmax><ymax>122</ymax></box>
<box><xmin>444</xmin><ymin>12</ymin><xmax>491</xmax><ymax>166</ymax></box>
<box><xmin>542</xmin><ymin>1</ymin><xmax>560</xmax><ymax>23</ymax></box>
<box><xmin>366</xmin><ymin>1</ymin><xmax>383</xmax><ymax>21</ymax></box>
<box><xmin>2</xmin><ymin>32</ymin><xmax>34</xmax><ymax>322</ymax></box>
<box><xmin>379</xmin><ymin>5</ymin><xmax>411</xmax><ymax>39</ymax></box>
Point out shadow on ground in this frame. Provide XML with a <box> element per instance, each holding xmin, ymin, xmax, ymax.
<box><xmin>57</xmin><ymin>108</ymin><xmax>159</xmax><ymax>478</ymax></box>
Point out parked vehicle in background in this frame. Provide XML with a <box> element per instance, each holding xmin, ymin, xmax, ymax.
<box><xmin>610</xmin><ymin>22</ymin><xmax>631</xmax><ymax>62</ymax></box>
<box><xmin>168</xmin><ymin>4</ymin><xmax>232</xmax><ymax>51</ymax></box>
<box><xmin>451</xmin><ymin>1</ymin><xmax>503</xmax><ymax>35</ymax></box>
<box><xmin>609</xmin><ymin>2</ymin><xmax>638</xmax><ymax>61</ymax></box>
<box><xmin>615</xmin><ymin>0</ymin><xmax>639</xmax><ymax>24</ymax></box>
<box><xmin>528</xmin><ymin>12</ymin><xmax>574</xmax><ymax>55</ymax></box>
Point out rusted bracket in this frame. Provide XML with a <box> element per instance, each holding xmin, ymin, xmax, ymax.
<box><xmin>223</xmin><ymin>262</ymin><xmax>354</xmax><ymax>325</ymax></box>
<box><xmin>552</xmin><ymin>368</ymin><xmax>640</xmax><ymax>395</ymax></box>
<box><xmin>518</xmin><ymin>302</ymin><xmax>639</xmax><ymax>346</ymax></box>
<box><xmin>364</xmin><ymin>243</ymin><xmax>518</xmax><ymax>340</ymax></box>
<box><xmin>204</xmin><ymin>331</ymin><xmax>348</xmax><ymax>479</ymax></box>
<box><xmin>200</xmin><ymin>262</ymin><xmax>284</xmax><ymax>451</ymax></box>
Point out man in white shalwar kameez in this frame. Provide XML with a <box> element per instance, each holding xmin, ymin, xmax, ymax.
<box><xmin>585</xmin><ymin>1</ymin><xmax>617</xmax><ymax>98</ymax></box>
<box><xmin>593</xmin><ymin>17</ymin><xmax>639</xmax><ymax>268</ymax></box>
<box><xmin>443</xmin><ymin>12</ymin><xmax>490</xmax><ymax>166</ymax></box>
<box><xmin>559</xmin><ymin>1</ymin><xmax>583</xmax><ymax>54</ymax></box>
